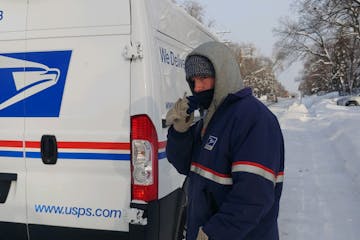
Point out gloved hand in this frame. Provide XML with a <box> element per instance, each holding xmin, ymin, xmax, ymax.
<box><xmin>196</xmin><ymin>227</ymin><xmax>209</xmax><ymax>240</ymax></box>
<box><xmin>166</xmin><ymin>95</ymin><xmax>194</xmax><ymax>133</ymax></box>
<box><xmin>186</xmin><ymin>95</ymin><xmax>199</xmax><ymax>114</ymax></box>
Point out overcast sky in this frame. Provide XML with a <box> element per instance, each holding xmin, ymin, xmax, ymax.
<box><xmin>194</xmin><ymin>0</ymin><xmax>301</xmax><ymax>93</ymax></box>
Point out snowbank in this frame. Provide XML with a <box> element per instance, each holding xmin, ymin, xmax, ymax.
<box><xmin>299</xmin><ymin>92</ymin><xmax>339</xmax><ymax>109</ymax></box>
<box><xmin>272</xmin><ymin>93</ymin><xmax>360</xmax><ymax>239</ymax></box>
<box><xmin>287</xmin><ymin>102</ymin><xmax>308</xmax><ymax>113</ymax></box>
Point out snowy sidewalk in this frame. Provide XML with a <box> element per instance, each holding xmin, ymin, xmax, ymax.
<box><xmin>270</xmin><ymin>97</ymin><xmax>360</xmax><ymax>240</ymax></box>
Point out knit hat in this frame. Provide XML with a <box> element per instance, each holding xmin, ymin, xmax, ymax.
<box><xmin>185</xmin><ymin>55</ymin><xmax>215</xmax><ymax>81</ymax></box>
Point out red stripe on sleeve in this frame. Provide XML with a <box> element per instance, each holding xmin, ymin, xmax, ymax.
<box><xmin>232</xmin><ymin>161</ymin><xmax>276</xmax><ymax>175</ymax></box>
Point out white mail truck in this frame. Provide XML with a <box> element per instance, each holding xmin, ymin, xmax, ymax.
<box><xmin>0</xmin><ymin>0</ymin><xmax>218</xmax><ymax>239</ymax></box>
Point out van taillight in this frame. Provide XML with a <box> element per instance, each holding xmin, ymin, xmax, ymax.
<box><xmin>130</xmin><ymin>115</ymin><xmax>158</xmax><ymax>202</ymax></box>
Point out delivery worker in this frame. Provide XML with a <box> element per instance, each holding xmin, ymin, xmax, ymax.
<box><xmin>166</xmin><ymin>41</ymin><xmax>285</xmax><ymax>240</ymax></box>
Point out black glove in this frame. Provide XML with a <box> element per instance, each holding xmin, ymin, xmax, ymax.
<box><xmin>186</xmin><ymin>95</ymin><xmax>199</xmax><ymax>114</ymax></box>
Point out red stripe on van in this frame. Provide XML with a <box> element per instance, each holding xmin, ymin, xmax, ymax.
<box><xmin>58</xmin><ymin>142</ymin><xmax>131</xmax><ymax>150</ymax></box>
<box><xmin>2</xmin><ymin>140</ymin><xmax>166</xmax><ymax>151</ymax></box>
<box><xmin>0</xmin><ymin>140</ymin><xmax>23</xmax><ymax>148</ymax></box>
<box><xmin>158</xmin><ymin>141</ymin><xmax>167</xmax><ymax>149</ymax></box>
<box><xmin>25</xmin><ymin>141</ymin><xmax>131</xmax><ymax>150</ymax></box>
<box><xmin>24</xmin><ymin>141</ymin><xmax>40</xmax><ymax>148</ymax></box>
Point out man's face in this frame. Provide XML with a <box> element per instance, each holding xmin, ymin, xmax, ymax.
<box><xmin>192</xmin><ymin>76</ymin><xmax>215</xmax><ymax>93</ymax></box>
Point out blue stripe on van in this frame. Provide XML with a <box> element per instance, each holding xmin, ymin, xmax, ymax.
<box><xmin>0</xmin><ymin>150</ymin><xmax>23</xmax><ymax>158</ymax></box>
<box><xmin>1</xmin><ymin>151</ymin><xmax>166</xmax><ymax>161</ymax></box>
<box><xmin>158</xmin><ymin>152</ymin><xmax>167</xmax><ymax>160</ymax></box>
<box><xmin>25</xmin><ymin>152</ymin><xmax>131</xmax><ymax>161</ymax></box>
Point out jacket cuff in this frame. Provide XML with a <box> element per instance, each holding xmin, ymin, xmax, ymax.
<box><xmin>169</xmin><ymin>125</ymin><xmax>192</xmax><ymax>138</ymax></box>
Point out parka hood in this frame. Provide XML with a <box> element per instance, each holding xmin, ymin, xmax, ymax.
<box><xmin>186</xmin><ymin>41</ymin><xmax>244</xmax><ymax>131</ymax></box>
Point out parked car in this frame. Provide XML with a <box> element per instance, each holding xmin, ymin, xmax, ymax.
<box><xmin>337</xmin><ymin>93</ymin><xmax>360</xmax><ymax>106</ymax></box>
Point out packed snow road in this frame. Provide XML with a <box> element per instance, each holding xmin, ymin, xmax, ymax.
<box><xmin>269</xmin><ymin>95</ymin><xmax>360</xmax><ymax>240</ymax></box>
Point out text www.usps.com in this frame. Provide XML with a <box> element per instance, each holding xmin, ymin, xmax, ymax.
<box><xmin>34</xmin><ymin>204</ymin><xmax>122</xmax><ymax>219</ymax></box>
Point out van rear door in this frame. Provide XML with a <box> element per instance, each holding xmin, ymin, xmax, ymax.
<box><xmin>0</xmin><ymin>1</ymin><xmax>29</xmax><ymax>239</ymax></box>
<box><xmin>24</xmin><ymin>1</ymin><xmax>132</xmax><ymax>239</ymax></box>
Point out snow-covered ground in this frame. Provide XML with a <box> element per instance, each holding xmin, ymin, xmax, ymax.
<box><xmin>269</xmin><ymin>94</ymin><xmax>360</xmax><ymax>240</ymax></box>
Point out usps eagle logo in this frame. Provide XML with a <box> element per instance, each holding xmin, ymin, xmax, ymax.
<box><xmin>0</xmin><ymin>51</ymin><xmax>72</xmax><ymax>117</ymax></box>
<box><xmin>204</xmin><ymin>135</ymin><xmax>218</xmax><ymax>151</ymax></box>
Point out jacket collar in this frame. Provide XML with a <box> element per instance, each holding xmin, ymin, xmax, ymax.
<box><xmin>225</xmin><ymin>87</ymin><xmax>252</xmax><ymax>104</ymax></box>
<box><xmin>200</xmin><ymin>87</ymin><xmax>252</xmax><ymax>137</ymax></box>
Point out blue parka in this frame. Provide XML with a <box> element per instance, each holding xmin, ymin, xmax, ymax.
<box><xmin>166</xmin><ymin>42</ymin><xmax>285</xmax><ymax>240</ymax></box>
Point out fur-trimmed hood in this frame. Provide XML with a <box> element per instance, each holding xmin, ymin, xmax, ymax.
<box><xmin>186</xmin><ymin>41</ymin><xmax>244</xmax><ymax>131</ymax></box>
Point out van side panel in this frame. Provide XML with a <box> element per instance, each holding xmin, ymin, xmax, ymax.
<box><xmin>0</xmin><ymin>1</ymin><xmax>28</xmax><ymax>239</ymax></box>
<box><xmin>24</xmin><ymin>35</ymin><xmax>132</xmax><ymax>232</ymax></box>
<box><xmin>127</xmin><ymin>1</ymin><xmax>219</xmax><ymax>239</ymax></box>
<box><xmin>27</xmin><ymin>0</ymin><xmax>130</xmax><ymax>30</ymax></box>
<box><xmin>0</xmin><ymin>0</ymin><xmax>27</xmax><ymax>33</ymax></box>
<box><xmin>155</xmin><ymin>36</ymin><xmax>190</xmax><ymax>197</ymax></box>
<box><xmin>23</xmin><ymin>0</ymin><xmax>132</xmax><ymax>238</ymax></box>
<box><xmin>0</xmin><ymin>41</ymin><xmax>27</xmax><ymax>225</ymax></box>
<box><xmin>1</xmin><ymin>1</ymin><xmax>219</xmax><ymax>239</ymax></box>
<box><xmin>146</xmin><ymin>0</ymin><xmax>218</xmax><ymax>49</ymax></box>
<box><xmin>144</xmin><ymin>0</ymin><xmax>217</xmax><ymax>198</ymax></box>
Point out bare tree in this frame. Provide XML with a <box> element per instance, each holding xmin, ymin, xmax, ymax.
<box><xmin>229</xmin><ymin>43</ymin><xmax>288</xmax><ymax>97</ymax></box>
<box><xmin>177</xmin><ymin>0</ymin><xmax>216</xmax><ymax>28</ymax></box>
<box><xmin>182</xmin><ymin>0</ymin><xmax>205</xmax><ymax>23</ymax></box>
<box><xmin>275</xmin><ymin>0</ymin><xmax>360</xmax><ymax>94</ymax></box>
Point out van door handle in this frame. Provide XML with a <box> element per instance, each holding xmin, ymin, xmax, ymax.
<box><xmin>41</xmin><ymin>135</ymin><xmax>58</xmax><ymax>164</ymax></box>
<box><xmin>0</xmin><ymin>173</ymin><xmax>17</xmax><ymax>204</ymax></box>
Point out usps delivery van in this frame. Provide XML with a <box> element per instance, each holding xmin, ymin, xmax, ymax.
<box><xmin>0</xmin><ymin>0</ymin><xmax>218</xmax><ymax>239</ymax></box>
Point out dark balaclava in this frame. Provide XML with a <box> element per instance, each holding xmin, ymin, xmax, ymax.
<box><xmin>185</xmin><ymin>55</ymin><xmax>215</xmax><ymax>109</ymax></box>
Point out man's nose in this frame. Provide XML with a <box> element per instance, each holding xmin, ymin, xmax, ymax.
<box><xmin>194</xmin><ymin>81</ymin><xmax>203</xmax><ymax>92</ymax></box>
